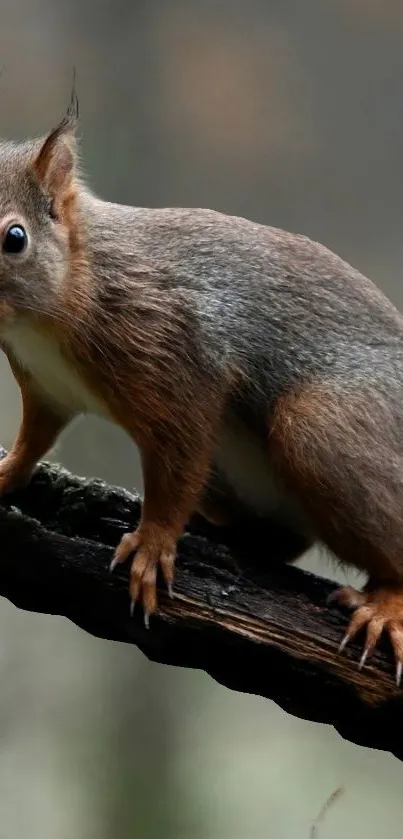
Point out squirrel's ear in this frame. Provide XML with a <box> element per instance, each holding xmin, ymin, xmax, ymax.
<box><xmin>32</xmin><ymin>92</ymin><xmax>79</xmax><ymax>200</ymax></box>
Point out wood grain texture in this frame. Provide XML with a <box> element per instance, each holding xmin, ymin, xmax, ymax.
<box><xmin>0</xmin><ymin>446</ymin><xmax>402</xmax><ymax>762</ymax></box>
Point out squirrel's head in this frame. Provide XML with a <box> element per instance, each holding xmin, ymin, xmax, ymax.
<box><xmin>0</xmin><ymin>92</ymin><xmax>82</xmax><ymax>324</ymax></box>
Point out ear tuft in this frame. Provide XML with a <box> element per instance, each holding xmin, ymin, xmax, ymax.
<box><xmin>65</xmin><ymin>66</ymin><xmax>79</xmax><ymax>127</ymax></box>
<box><xmin>32</xmin><ymin>81</ymin><xmax>79</xmax><ymax>204</ymax></box>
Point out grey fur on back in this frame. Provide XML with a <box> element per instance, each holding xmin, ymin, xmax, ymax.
<box><xmin>80</xmin><ymin>193</ymin><xmax>403</xmax><ymax>431</ymax></box>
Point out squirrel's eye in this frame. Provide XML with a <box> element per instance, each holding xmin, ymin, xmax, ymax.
<box><xmin>2</xmin><ymin>224</ymin><xmax>28</xmax><ymax>255</ymax></box>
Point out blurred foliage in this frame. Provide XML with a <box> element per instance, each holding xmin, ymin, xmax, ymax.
<box><xmin>0</xmin><ymin>1</ymin><xmax>402</xmax><ymax>837</ymax></box>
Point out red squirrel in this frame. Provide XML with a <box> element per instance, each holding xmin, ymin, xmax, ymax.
<box><xmin>0</xmin><ymin>97</ymin><xmax>402</xmax><ymax>681</ymax></box>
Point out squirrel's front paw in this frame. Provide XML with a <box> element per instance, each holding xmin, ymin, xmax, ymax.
<box><xmin>0</xmin><ymin>458</ymin><xmax>33</xmax><ymax>497</ymax></box>
<box><xmin>110</xmin><ymin>525</ymin><xmax>176</xmax><ymax>625</ymax></box>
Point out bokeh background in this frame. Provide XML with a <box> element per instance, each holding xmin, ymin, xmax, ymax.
<box><xmin>0</xmin><ymin>1</ymin><xmax>402</xmax><ymax>837</ymax></box>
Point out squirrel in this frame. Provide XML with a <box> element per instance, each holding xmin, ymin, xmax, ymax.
<box><xmin>0</xmin><ymin>95</ymin><xmax>403</xmax><ymax>682</ymax></box>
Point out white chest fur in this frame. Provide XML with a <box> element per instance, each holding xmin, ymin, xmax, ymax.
<box><xmin>215</xmin><ymin>421</ymin><xmax>305</xmax><ymax>526</ymax></box>
<box><xmin>215</xmin><ymin>423</ymin><xmax>283</xmax><ymax>515</ymax></box>
<box><xmin>2</xmin><ymin>321</ymin><xmax>108</xmax><ymax>418</ymax></box>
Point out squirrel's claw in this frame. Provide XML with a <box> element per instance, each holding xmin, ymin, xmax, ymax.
<box><xmin>112</xmin><ymin>526</ymin><xmax>177</xmax><ymax>622</ymax></box>
<box><xmin>332</xmin><ymin>584</ymin><xmax>403</xmax><ymax>686</ymax></box>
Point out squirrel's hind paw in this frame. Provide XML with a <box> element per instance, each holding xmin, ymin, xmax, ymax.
<box><xmin>328</xmin><ymin>584</ymin><xmax>403</xmax><ymax>686</ymax></box>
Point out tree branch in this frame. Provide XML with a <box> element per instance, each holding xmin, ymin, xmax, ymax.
<box><xmin>0</xmin><ymin>446</ymin><xmax>402</xmax><ymax>761</ymax></box>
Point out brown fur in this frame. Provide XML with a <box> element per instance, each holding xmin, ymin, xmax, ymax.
<box><xmin>25</xmin><ymin>146</ymin><xmax>230</xmax><ymax>613</ymax></box>
<box><xmin>269</xmin><ymin>384</ymin><xmax>403</xmax><ymax>583</ymax></box>
<box><xmin>3</xmin><ymin>104</ymin><xmax>403</xmax><ymax>668</ymax></box>
<box><xmin>0</xmin><ymin>348</ymin><xmax>66</xmax><ymax>492</ymax></box>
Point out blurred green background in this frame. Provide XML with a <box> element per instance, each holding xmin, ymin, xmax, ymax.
<box><xmin>0</xmin><ymin>1</ymin><xmax>402</xmax><ymax>837</ymax></box>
